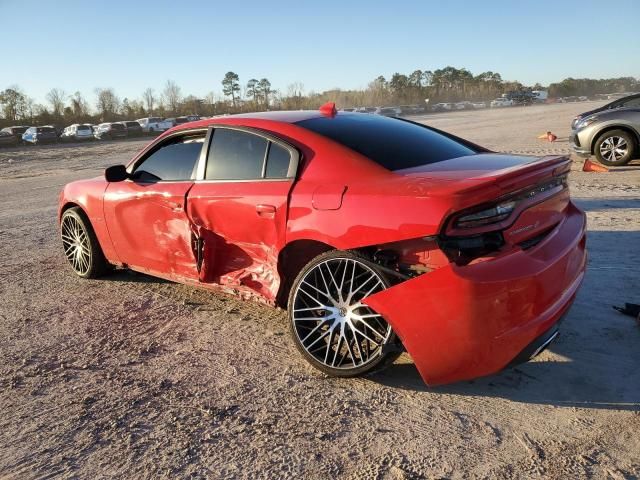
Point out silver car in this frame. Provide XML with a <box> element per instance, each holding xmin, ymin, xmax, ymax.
<box><xmin>571</xmin><ymin>106</ymin><xmax>640</xmax><ymax>166</ymax></box>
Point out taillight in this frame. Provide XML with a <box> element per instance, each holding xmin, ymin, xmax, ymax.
<box><xmin>454</xmin><ymin>200</ymin><xmax>516</xmax><ymax>228</ymax></box>
<box><xmin>449</xmin><ymin>175</ymin><xmax>568</xmax><ymax>232</ymax></box>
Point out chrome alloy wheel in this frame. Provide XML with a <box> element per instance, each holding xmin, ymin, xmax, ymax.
<box><xmin>61</xmin><ymin>214</ymin><xmax>92</xmax><ymax>275</ymax></box>
<box><xmin>291</xmin><ymin>257</ymin><xmax>392</xmax><ymax>370</ymax></box>
<box><xmin>599</xmin><ymin>136</ymin><xmax>628</xmax><ymax>162</ymax></box>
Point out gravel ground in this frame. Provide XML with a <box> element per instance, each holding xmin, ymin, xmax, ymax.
<box><xmin>0</xmin><ymin>102</ymin><xmax>639</xmax><ymax>479</ymax></box>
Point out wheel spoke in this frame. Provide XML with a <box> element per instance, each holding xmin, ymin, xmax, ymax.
<box><xmin>292</xmin><ymin>256</ymin><xmax>392</xmax><ymax>371</ymax></box>
<box><xmin>300</xmin><ymin>318</ymin><xmax>332</xmax><ymax>344</ymax></box>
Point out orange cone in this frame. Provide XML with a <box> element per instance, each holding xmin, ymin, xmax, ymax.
<box><xmin>582</xmin><ymin>159</ymin><xmax>609</xmax><ymax>173</ymax></box>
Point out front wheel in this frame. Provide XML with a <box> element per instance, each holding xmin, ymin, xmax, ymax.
<box><xmin>287</xmin><ymin>250</ymin><xmax>400</xmax><ymax>377</ymax></box>
<box><xmin>594</xmin><ymin>129</ymin><xmax>636</xmax><ymax>166</ymax></box>
<box><xmin>60</xmin><ymin>207</ymin><xmax>109</xmax><ymax>278</ymax></box>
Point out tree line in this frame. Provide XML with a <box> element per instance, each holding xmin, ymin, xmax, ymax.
<box><xmin>1</xmin><ymin>67</ymin><xmax>638</xmax><ymax>128</ymax></box>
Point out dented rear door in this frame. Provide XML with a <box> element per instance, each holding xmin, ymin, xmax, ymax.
<box><xmin>186</xmin><ymin>127</ymin><xmax>298</xmax><ymax>302</ymax></box>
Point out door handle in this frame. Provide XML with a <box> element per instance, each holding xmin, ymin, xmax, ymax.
<box><xmin>256</xmin><ymin>204</ymin><xmax>276</xmax><ymax>217</ymax></box>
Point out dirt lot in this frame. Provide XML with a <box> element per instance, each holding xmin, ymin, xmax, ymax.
<box><xmin>0</xmin><ymin>102</ymin><xmax>639</xmax><ymax>479</ymax></box>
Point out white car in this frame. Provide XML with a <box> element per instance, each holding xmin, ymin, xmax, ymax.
<box><xmin>472</xmin><ymin>101</ymin><xmax>487</xmax><ymax>109</ymax></box>
<box><xmin>136</xmin><ymin>117</ymin><xmax>173</xmax><ymax>133</ymax></box>
<box><xmin>490</xmin><ymin>98</ymin><xmax>514</xmax><ymax>108</ymax></box>
<box><xmin>60</xmin><ymin>124</ymin><xmax>94</xmax><ymax>141</ymax></box>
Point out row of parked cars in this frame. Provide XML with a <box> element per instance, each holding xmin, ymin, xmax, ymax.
<box><xmin>341</xmin><ymin>105</ymin><xmax>427</xmax><ymax>116</ymax></box>
<box><xmin>0</xmin><ymin>115</ymin><xmax>202</xmax><ymax>146</ymax></box>
<box><xmin>340</xmin><ymin>99</ymin><xmax>524</xmax><ymax>116</ymax></box>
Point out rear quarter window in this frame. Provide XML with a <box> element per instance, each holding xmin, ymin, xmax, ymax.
<box><xmin>296</xmin><ymin>114</ymin><xmax>478</xmax><ymax>171</ymax></box>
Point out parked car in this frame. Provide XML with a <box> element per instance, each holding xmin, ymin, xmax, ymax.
<box><xmin>571</xmin><ymin>93</ymin><xmax>640</xmax><ymax>129</ymax></box>
<box><xmin>60</xmin><ymin>124</ymin><xmax>94</xmax><ymax>142</ymax></box>
<box><xmin>22</xmin><ymin>126</ymin><xmax>58</xmax><ymax>145</ymax></box>
<box><xmin>455</xmin><ymin>101</ymin><xmax>474</xmax><ymax>110</ymax></box>
<box><xmin>120</xmin><ymin>121</ymin><xmax>144</xmax><ymax>137</ymax></box>
<box><xmin>472</xmin><ymin>101</ymin><xmax>487</xmax><ymax>109</ymax></box>
<box><xmin>398</xmin><ymin>105</ymin><xmax>425</xmax><ymax>115</ymax></box>
<box><xmin>58</xmin><ymin>105</ymin><xmax>586</xmax><ymax>386</ymax></box>
<box><xmin>490</xmin><ymin>98</ymin><xmax>514</xmax><ymax>108</ymax></box>
<box><xmin>571</xmin><ymin>105</ymin><xmax>640</xmax><ymax>166</ymax></box>
<box><xmin>376</xmin><ymin>107</ymin><xmax>400</xmax><ymax>117</ymax></box>
<box><xmin>137</xmin><ymin>117</ymin><xmax>173</xmax><ymax>133</ymax></box>
<box><xmin>356</xmin><ymin>107</ymin><xmax>377</xmax><ymax>114</ymax></box>
<box><xmin>94</xmin><ymin>122</ymin><xmax>128</xmax><ymax>140</ymax></box>
<box><xmin>0</xmin><ymin>130</ymin><xmax>18</xmax><ymax>147</ymax></box>
<box><xmin>165</xmin><ymin>116</ymin><xmax>197</xmax><ymax>127</ymax></box>
<box><xmin>1</xmin><ymin>125</ymin><xmax>29</xmax><ymax>140</ymax></box>
<box><xmin>432</xmin><ymin>103</ymin><xmax>453</xmax><ymax>112</ymax></box>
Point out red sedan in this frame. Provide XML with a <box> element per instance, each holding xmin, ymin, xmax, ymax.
<box><xmin>58</xmin><ymin>103</ymin><xmax>587</xmax><ymax>385</ymax></box>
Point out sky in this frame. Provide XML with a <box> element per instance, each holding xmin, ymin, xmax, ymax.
<box><xmin>1</xmin><ymin>0</ymin><xmax>639</xmax><ymax>105</ymax></box>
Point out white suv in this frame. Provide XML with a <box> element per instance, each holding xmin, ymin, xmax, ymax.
<box><xmin>136</xmin><ymin>117</ymin><xmax>173</xmax><ymax>133</ymax></box>
<box><xmin>490</xmin><ymin>98</ymin><xmax>514</xmax><ymax>108</ymax></box>
<box><xmin>60</xmin><ymin>124</ymin><xmax>94</xmax><ymax>141</ymax></box>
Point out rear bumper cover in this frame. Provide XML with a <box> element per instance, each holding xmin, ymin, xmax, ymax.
<box><xmin>364</xmin><ymin>203</ymin><xmax>587</xmax><ymax>386</ymax></box>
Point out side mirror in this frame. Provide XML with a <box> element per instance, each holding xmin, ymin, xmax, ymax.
<box><xmin>105</xmin><ymin>164</ymin><xmax>129</xmax><ymax>182</ymax></box>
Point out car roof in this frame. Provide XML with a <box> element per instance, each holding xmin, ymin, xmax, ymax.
<box><xmin>166</xmin><ymin>110</ymin><xmax>340</xmax><ymax>134</ymax></box>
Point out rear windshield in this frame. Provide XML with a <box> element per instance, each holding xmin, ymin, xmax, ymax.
<box><xmin>37</xmin><ymin>127</ymin><xmax>55</xmax><ymax>133</ymax></box>
<box><xmin>125</xmin><ymin>122</ymin><xmax>139</xmax><ymax>127</ymax></box>
<box><xmin>149</xmin><ymin>117</ymin><xmax>163</xmax><ymax>123</ymax></box>
<box><xmin>77</xmin><ymin>125</ymin><xmax>91</xmax><ymax>131</ymax></box>
<box><xmin>296</xmin><ymin>114</ymin><xmax>477</xmax><ymax>171</ymax></box>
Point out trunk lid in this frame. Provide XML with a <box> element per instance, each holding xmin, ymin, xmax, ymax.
<box><xmin>397</xmin><ymin>153</ymin><xmax>572</xmax><ymax>248</ymax></box>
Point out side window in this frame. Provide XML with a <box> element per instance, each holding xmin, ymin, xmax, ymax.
<box><xmin>206</xmin><ymin>128</ymin><xmax>268</xmax><ymax>180</ymax></box>
<box><xmin>131</xmin><ymin>134</ymin><xmax>204</xmax><ymax>182</ymax></box>
<box><xmin>265</xmin><ymin>142</ymin><xmax>291</xmax><ymax>178</ymax></box>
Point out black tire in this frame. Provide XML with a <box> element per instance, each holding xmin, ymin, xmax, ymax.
<box><xmin>287</xmin><ymin>249</ymin><xmax>401</xmax><ymax>378</ymax></box>
<box><xmin>60</xmin><ymin>207</ymin><xmax>109</xmax><ymax>279</ymax></box>
<box><xmin>594</xmin><ymin>129</ymin><xmax>636</xmax><ymax>166</ymax></box>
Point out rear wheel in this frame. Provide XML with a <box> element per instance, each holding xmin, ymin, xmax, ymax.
<box><xmin>594</xmin><ymin>129</ymin><xmax>636</xmax><ymax>166</ymax></box>
<box><xmin>287</xmin><ymin>250</ymin><xmax>400</xmax><ymax>377</ymax></box>
<box><xmin>60</xmin><ymin>207</ymin><xmax>109</xmax><ymax>278</ymax></box>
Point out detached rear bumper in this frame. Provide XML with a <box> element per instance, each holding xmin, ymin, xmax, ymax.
<box><xmin>364</xmin><ymin>203</ymin><xmax>587</xmax><ymax>386</ymax></box>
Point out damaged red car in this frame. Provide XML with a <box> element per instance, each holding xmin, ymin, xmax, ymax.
<box><xmin>58</xmin><ymin>104</ymin><xmax>587</xmax><ymax>385</ymax></box>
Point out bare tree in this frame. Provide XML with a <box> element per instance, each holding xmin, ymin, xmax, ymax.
<box><xmin>162</xmin><ymin>80</ymin><xmax>181</xmax><ymax>115</ymax></box>
<box><xmin>46</xmin><ymin>88</ymin><xmax>67</xmax><ymax>117</ymax></box>
<box><xmin>94</xmin><ymin>88</ymin><xmax>120</xmax><ymax>121</ymax></box>
<box><xmin>70</xmin><ymin>91</ymin><xmax>89</xmax><ymax>118</ymax></box>
<box><xmin>142</xmin><ymin>88</ymin><xmax>156</xmax><ymax>115</ymax></box>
